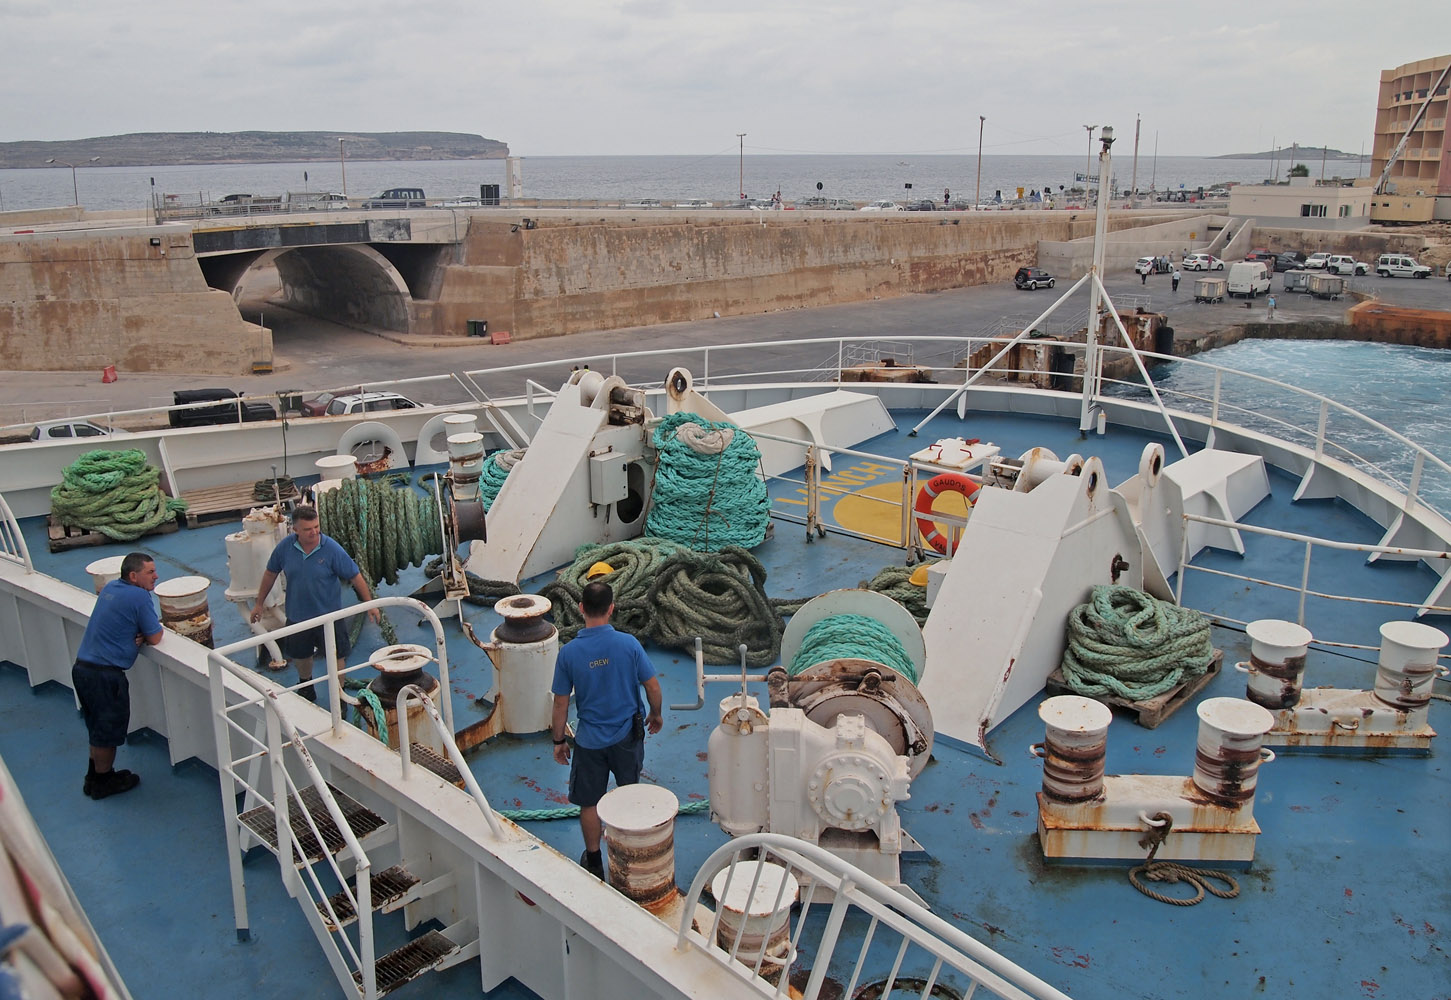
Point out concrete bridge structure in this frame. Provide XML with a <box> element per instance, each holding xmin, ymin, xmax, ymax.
<box><xmin>6</xmin><ymin>204</ymin><xmax>1415</xmax><ymax>377</ymax></box>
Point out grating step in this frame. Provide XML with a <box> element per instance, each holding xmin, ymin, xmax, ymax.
<box><xmin>318</xmin><ymin>865</ymin><xmax>421</xmax><ymax>931</ymax></box>
<box><xmin>409</xmin><ymin>742</ymin><xmax>464</xmax><ymax>787</ymax></box>
<box><xmin>353</xmin><ymin>929</ymin><xmax>458</xmax><ymax>996</ymax></box>
<box><xmin>238</xmin><ymin>783</ymin><xmax>387</xmax><ymax>865</ymax></box>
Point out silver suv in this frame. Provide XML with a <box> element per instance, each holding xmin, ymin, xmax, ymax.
<box><xmin>1376</xmin><ymin>254</ymin><xmax>1432</xmax><ymax>278</ymax></box>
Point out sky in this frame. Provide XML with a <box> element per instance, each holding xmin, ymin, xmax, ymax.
<box><xmin>2</xmin><ymin>0</ymin><xmax>1446</xmax><ymax>159</ymax></box>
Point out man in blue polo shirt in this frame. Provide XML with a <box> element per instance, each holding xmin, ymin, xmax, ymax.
<box><xmin>551</xmin><ymin>580</ymin><xmax>663</xmax><ymax>879</ymax></box>
<box><xmin>74</xmin><ymin>551</ymin><xmax>164</xmax><ymax>800</ymax></box>
<box><xmin>250</xmin><ymin>505</ymin><xmax>379</xmax><ymax>702</ymax></box>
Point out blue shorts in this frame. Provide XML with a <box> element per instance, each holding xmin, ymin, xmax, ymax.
<box><xmin>567</xmin><ymin>733</ymin><xmax>644</xmax><ymax>808</ymax></box>
<box><xmin>280</xmin><ymin>620</ymin><xmax>352</xmax><ymax>661</ymax></box>
<box><xmin>72</xmin><ymin>661</ymin><xmax>131</xmax><ymax>749</ymax></box>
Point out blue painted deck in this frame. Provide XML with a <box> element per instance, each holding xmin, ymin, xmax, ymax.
<box><xmin>2</xmin><ymin>406</ymin><xmax>1448</xmax><ymax>1000</ymax></box>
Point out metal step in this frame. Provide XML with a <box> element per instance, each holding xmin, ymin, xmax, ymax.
<box><xmin>409</xmin><ymin>742</ymin><xmax>464</xmax><ymax>787</ymax></box>
<box><xmin>318</xmin><ymin>865</ymin><xmax>420</xmax><ymax>931</ymax></box>
<box><xmin>238</xmin><ymin>783</ymin><xmax>387</xmax><ymax>864</ymax></box>
<box><xmin>353</xmin><ymin>930</ymin><xmax>459</xmax><ymax>996</ymax></box>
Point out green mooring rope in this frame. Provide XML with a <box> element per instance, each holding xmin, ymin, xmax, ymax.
<box><xmin>645</xmin><ymin>412</ymin><xmax>769</xmax><ymax>551</ymax></box>
<box><xmin>788</xmin><ymin>613</ymin><xmax>919</xmax><ymax>684</ymax></box>
<box><xmin>540</xmin><ymin>537</ymin><xmax>786</xmax><ymax>667</ymax></box>
<box><xmin>479</xmin><ymin>449</ymin><xmax>523</xmax><ymax>510</ymax></box>
<box><xmin>497</xmin><ymin>797</ymin><xmax>713</xmax><ymax>822</ymax></box>
<box><xmin>50</xmin><ymin>449</ymin><xmax>189</xmax><ymax>541</ymax></box>
<box><xmin>773</xmin><ymin>565</ymin><xmax>931</xmax><ymax>625</ymax></box>
<box><xmin>1060</xmin><ymin>585</ymin><xmax>1214</xmax><ymax>701</ymax></box>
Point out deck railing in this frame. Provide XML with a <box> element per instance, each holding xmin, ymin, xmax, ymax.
<box><xmin>676</xmin><ymin>833</ymin><xmax>1073</xmax><ymax>1000</ymax></box>
<box><xmin>0</xmin><ymin>491</ymin><xmax>33</xmax><ymax>572</ymax></box>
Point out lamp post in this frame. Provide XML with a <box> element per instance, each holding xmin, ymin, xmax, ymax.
<box><xmin>45</xmin><ymin>156</ymin><xmax>99</xmax><ymax>206</ymax></box>
<box><xmin>1082</xmin><ymin>125</ymin><xmax>1096</xmax><ymax>206</ymax></box>
<box><xmin>737</xmin><ymin>133</ymin><xmax>747</xmax><ymax>199</ymax></box>
<box><xmin>338</xmin><ymin>138</ymin><xmax>348</xmax><ymax>198</ymax></box>
<box><xmin>975</xmin><ymin>116</ymin><xmax>985</xmax><ymax>210</ymax></box>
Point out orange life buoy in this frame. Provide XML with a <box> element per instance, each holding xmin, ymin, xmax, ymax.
<box><xmin>913</xmin><ymin>473</ymin><xmax>979</xmax><ymax>554</ymax></box>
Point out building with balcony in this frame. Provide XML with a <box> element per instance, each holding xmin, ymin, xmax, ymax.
<box><xmin>1369</xmin><ymin>54</ymin><xmax>1450</xmax><ymax>220</ymax></box>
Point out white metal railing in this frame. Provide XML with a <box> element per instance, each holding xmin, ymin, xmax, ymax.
<box><xmin>205</xmin><ymin>596</ymin><xmax>480</xmax><ymax>1000</ymax></box>
<box><xmin>0</xmin><ymin>490</ymin><xmax>34</xmax><ymax>571</ymax></box>
<box><xmin>1176</xmin><ymin>512</ymin><xmax>1451</xmax><ymax>647</ymax></box>
<box><xmin>676</xmin><ymin>833</ymin><xmax>1072</xmax><ymax>1000</ymax></box>
<box><xmin>393</xmin><ymin>684</ymin><xmax>505</xmax><ymax>838</ymax></box>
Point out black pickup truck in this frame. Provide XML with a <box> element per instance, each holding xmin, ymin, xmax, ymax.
<box><xmin>169</xmin><ymin>389</ymin><xmax>277</xmax><ymax>428</ymax></box>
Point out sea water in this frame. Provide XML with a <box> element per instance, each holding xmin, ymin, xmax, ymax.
<box><xmin>0</xmin><ymin>153</ymin><xmax>1344</xmax><ymax>213</ymax></box>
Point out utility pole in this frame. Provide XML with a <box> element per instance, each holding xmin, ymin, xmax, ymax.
<box><xmin>737</xmin><ymin>133</ymin><xmax>747</xmax><ymax>199</ymax></box>
<box><xmin>1130</xmin><ymin>114</ymin><xmax>1141</xmax><ymax>201</ymax></box>
<box><xmin>1083</xmin><ymin>125</ymin><xmax>1097</xmax><ymax>205</ymax></box>
<box><xmin>975</xmin><ymin>116</ymin><xmax>985</xmax><ymax>210</ymax></box>
<box><xmin>1320</xmin><ymin>144</ymin><xmax>1328</xmax><ymax>181</ymax></box>
<box><xmin>338</xmin><ymin>138</ymin><xmax>348</xmax><ymax>198</ymax></box>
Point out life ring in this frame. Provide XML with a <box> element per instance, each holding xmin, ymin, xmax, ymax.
<box><xmin>913</xmin><ymin>473</ymin><xmax>979</xmax><ymax>554</ymax></box>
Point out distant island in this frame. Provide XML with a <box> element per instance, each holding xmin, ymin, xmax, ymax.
<box><xmin>0</xmin><ymin>131</ymin><xmax>509</xmax><ymax>168</ymax></box>
<box><xmin>1213</xmin><ymin>147</ymin><xmax>1362</xmax><ymax>161</ymax></box>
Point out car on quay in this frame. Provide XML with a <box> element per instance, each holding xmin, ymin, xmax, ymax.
<box><xmin>1376</xmin><ymin>253</ymin><xmax>1433</xmax><ymax>278</ymax></box>
<box><xmin>623</xmin><ymin>198</ymin><xmax>663</xmax><ymax>209</ymax></box>
<box><xmin>1303</xmin><ymin>252</ymin><xmax>1333</xmax><ymax>270</ymax></box>
<box><xmin>440</xmin><ymin>196</ymin><xmax>484</xmax><ymax>208</ymax></box>
<box><xmin>1014</xmin><ymin>267</ymin><xmax>1056</xmax><ymax>290</ymax></box>
<box><xmin>905</xmin><ymin>199</ymin><xmax>938</xmax><ymax>212</ymax></box>
<box><xmin>1326</xmin><ymin>255</ymin><xmax>1369</xmax><ymax>276</ymax></box>
<box><xmin>29</xmin><ymin>418</ymin><xmax>118</xmax><ymax>441</ymax></box>
<box><xmin>674</xmin><ymin>199</ymin><xmax>713</xmax><ymax>210</ymax></box>
<box><xmin>859</xmin><ymin>200</ymin><xmax>903</xmax><ymax>212</ymax></box>
<box><xmin>1244</xmin><ymin>249</ymin><xmax>1277</xmax><ymax>269</ymax></box>
<box><xmin>1274</xmin><ymin>251</ymin><xmax>1309</xmax><ymax>272</ymax></box>
<box><xmin>361</xmin><ymin>187</ymin><xmax>427</xmax><ymax>209</ymax></box>
<box><xmin>1181</xmin><ymin>253</ymin><xmax>1224</xmax><ymax>272</ymax></box>
<box><xmin>300</xmin><ymin>391</ymin><xmax>420</xmax><ymax>417</ymax></box>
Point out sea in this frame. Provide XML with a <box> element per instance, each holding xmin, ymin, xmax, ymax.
<box><xmin>0</xmin><ymin>153</ymin><xmax>1367</xmax><ymax>213</ymax></box>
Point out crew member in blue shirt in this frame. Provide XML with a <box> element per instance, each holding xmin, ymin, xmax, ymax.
<box><xmin>551</xmin><ymin>581</ymin><xmax>663</xmax><ymax>879</ymax></box>
<box><xmin>74</xmin><ymin>551</ymin><xmax>163</xmax><ymax>800</ymax></box>
<box><xmin>250</xmin><ymin>505</ymin><xmax>379</xmax><ymax>701</ymax></box>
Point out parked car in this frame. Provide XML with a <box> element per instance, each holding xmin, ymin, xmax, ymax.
<box><xmin>1376</xmin><ymin>253</ymin><xmax>1432</xmax><ymax>278</ymax></box>
<box><xmin>169</xmin><ymin>389</ymin><xmax>276</xmax><ymax>428</ymax></box>
<box><xmin>1274</xmin><ymin>251</ymin><xmax>1309</xmax><ymax>272</ymax></box>
<box><xmin>361</xmin><ymin>187</ymin><xmax>427</xmax><ymax>209</ymax></box>
<box><xmin>303</xmin><ymin>391</ymin><xmax>419</xmax><ymax>417</ymax></box>
<box><xmin>1325</xmin><ymin>255</ymin><xmax>1369</xmax><ymax>276</ymax></box>
<box><xmin>30</xmin><ymin>419</ymin><xmax>117</xmax><ymax>441</ymax></box>
<box><xmin>283</xmin><ymin>191</ymin><xmax>349</xmax><ymax>212</ymax></box>
<box><xmin>859</xmin><ymin>200</ymin><xmax>903</xmax><ymax>212</ymax></box>
<box><xmin>623</xmin><ymin>198</ymin><xmax>663</xmax><ymax>209</ymax></box>
<box><xmin>1244</xmin><ymin>249</ymin><xmax>1276</xmax><ymax>269</ymax></box>
<box><xmin>794</xmin><ymin>196</ymin><xmax>831</xmax><ymax>210</ymax></box>
<box><xmin>1014</xmin><ymin>267</ymin><xmax>1056</xmax><ymax>290</ymax></box>
<box><xmin>440</xmin><ymin>196</ymin><xmax>484</xmax><ymax>208</ymax></box>
<box><xmin>1181</xmin><ymin>253</ymin><xmax>1224</xmax><ymax>272</ymax></box>
<box><xmin>1228</xmin><ymin>261</ymin><xmax>1271</xmax><ymax>298</ymax></box>
<box><xmin>675</xmin><ymin>199</ymin><xmax>713</xmax><ymax>209</ymax></box>
<box><xmin>905</xmin><ymin>199</ymin><xmax>938</xmax><ymax>212</ymax></box>
<box><xmin>1134</xmin><ymin>256</ymin><xmax>1172</xmax><ymax>275</ymax></box>
<box><xmin>1303</xmin><ymin>252</ymin><xmax>1333</xmax><ymax>270</ymax></box>
<box><xmin>825</xmin><ymin>198</ymin><xmax>857</xmax><ymax>211</ymax></box>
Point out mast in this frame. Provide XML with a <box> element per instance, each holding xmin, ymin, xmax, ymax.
<box><xmin>1079</xmin><ymin>125</ymin><xmax>1114</xmax><ymax>436</ymax></box>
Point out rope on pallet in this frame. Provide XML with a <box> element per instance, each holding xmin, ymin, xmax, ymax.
<box><xmin>540</xmin><ymin>538</ymin><xmax>785</xmax><ymax>666</ymax></box>
<box><xmin>252</xmin><ymin>475</ymin><xmax>296</xmax><ymax>503</ymax></box>
<box><xmin>1060</xmin><ymin>585</ymin><xmax>1214</xmax><ymax>701</ymax></box>
<box><xmin>788</xmin><ymin>613</ymin><xmax>919</xmax><ymax>685</ymax></box>
<box><xmin>49</xmin><ymin>449</ymin><xmax>189</xmax><ymax>541</ymax></box>
<box><xmin>645</xmin><ymin>412</ymin><xmax>770</xmax><ymax>551</ymax></box>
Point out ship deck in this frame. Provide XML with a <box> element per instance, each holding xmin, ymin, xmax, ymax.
<box><xmin>2</xmin><ymin>404</ymin><xmax>1449</xmax><ymax>1000</ymax></box>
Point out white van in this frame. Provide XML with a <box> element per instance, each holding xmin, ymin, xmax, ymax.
<box><xmin>284</xmin><ymin>191</ymin><xmax>349</xmax><ymax>212</ymax></box>
<box><xmin>1376</xmin><ymin>254</ymin><xmax>1432</xmax><ymax>278</ymax></box>
<box><xmin>1227</xmin><ymin>261</ymin><xmax>1270</xmax><ymax>298</ymax></box>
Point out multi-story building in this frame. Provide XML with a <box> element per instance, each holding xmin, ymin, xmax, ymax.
<box><xmin>1370</xmin><ymin>54</ymin><xmax>1450</xmax><ymax>220</ymax></box>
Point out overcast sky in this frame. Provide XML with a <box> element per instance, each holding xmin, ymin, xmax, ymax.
<box><xmin>2</xmin><ymin>1</ymin><xmax>1444</xmax><ymax>159</ymax></box>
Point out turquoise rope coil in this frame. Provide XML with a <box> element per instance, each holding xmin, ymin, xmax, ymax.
<box><xmin>646</xmin><ymin>412</ymin><xmax>770</xmax><ymax>551</ymax></box>
<box><xmin>1060</xmin><ymin>585</ymin><xmax>1214</xmax><ymax>701</ymax></box>
<box><xmin>498</xmin><ymin>796</ymin><xmax>712</xmax><ymax>822</ymax></box>
<box><xmin>788</xmin><ymin>613</ymin><xmax>919</xmax><ymax>685</ymax></box>
<box><xmin>479</xmin><ymin>449</ymin><xmax>523</xmax><ymax>511</ymax></box>
<box><xmin>49</xmin><ymin>448</ymin><xmax>189</xmax><ymax>541</ymax></box>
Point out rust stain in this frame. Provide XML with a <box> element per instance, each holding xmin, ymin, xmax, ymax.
<box><xmin>968</xmin><ymin>812</ymin><xmax>984</xmax><ymax>830</ymax></box>
<box><xmin>517</xmin><ymin>775</ymin><xmax>570</xmax><ymax>804</ymax></box>
<box><xmin>1358</xmin><ymin>978</ymin><xmax>1380</xmax><ymax>997</ymax></box>
<box><xmin>695</xmin><ymin>751</ymin><xmax>708</xmax><ymax>761</ymax></box>
<box><xmin>1049</xmin><ymin>945</ymin><xmax>1091</xmax><ymax>969</ymax></box>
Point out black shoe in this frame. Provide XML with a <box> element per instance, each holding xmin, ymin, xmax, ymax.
<box><xmin>580</xmin><ymin>850</ymin><xmax>605</xmax><ymax>880</ymax></box>
<box><xmin>299</xmin><ymin>685</ymin><xmax>317</xmax><ymax>704</ymax></box>
<box><xmin>85</xmin><ymin>764</ymin><xmax>134</xmax><ymax>797</ymax></box>
<box><xmin>88</xmin><ymin>769</ymin><xmax>140</xmax><ymax>800</ymax></box>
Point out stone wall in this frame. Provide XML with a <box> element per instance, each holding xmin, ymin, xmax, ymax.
<box><xmin>0</xmin><ymin>229</ymin><xmax>268</xmax><ymax>374</ymax></box>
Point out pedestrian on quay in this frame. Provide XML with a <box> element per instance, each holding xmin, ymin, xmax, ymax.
<box><xmin>251</xmin><ymin>505</ymin><xmax>379</xmax><ymax>702</ymax></box>
<box><xmin>1267</xmin><ymin>294</ymin><xmax>1277</xmax><ymax>320</ymax></box>
<box><xmin>550</xmin><ymin>581</ymin><xmax>664</xmax><ymax>880</ymax></box>
<box><xmin>944</xmin><ymin>187</ymin><xmax>951</xmax><ymax>207</ymax></box>
<box><xmin>73</xmin><ymin>552</ymin><xmax>163</xmax><ymax>800</ymax></box>
<box><xmin>1141</xmin><ymin>266</ymin><xmax>1148</xmax><ymax>286</ymax></box>
<box><xmin>1172</xmin><ymin>268</ymin><xmax>1181</xmax><ymax>292</ymax></box>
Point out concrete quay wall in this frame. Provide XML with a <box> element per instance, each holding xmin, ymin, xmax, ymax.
<box><xmin>0</xmin><ymin>228</ymin><xmax>268</xmax><ymax>374</ymax></box>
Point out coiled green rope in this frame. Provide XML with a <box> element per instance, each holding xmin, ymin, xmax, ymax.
<box><xmin>1060</xmin><ymin>585</ymin><xmax>1213</xmax><ymax>701</ymax></box>
<box><xmin>646</xmin><ymin>413</ymin><xmax>769</xmax><ymax>551</ymax></box>
<box><xmin>540</xmin><ymin>538</ymin><xmax>786</xmax><ymax>666</ymax></box>
<box><xmin>498</xmin><ymin>797</ymin><xmax>712</xmax><ymax>822</ymax></box>
<box><xmin>479</xmin><ymin>449</ymin><xmax>523</xmax><ymax>510</ymax></box>
<box><xmin>789</xmin><ymin>613</ymin><xmax>919</xmax><ymax>684</ymax></box>
<box><xmin>50</xmin><ymin>449</ymin><xmax>188</xmax><ymax>541</ymax></box>
<box><xmin>316</xmin><ymin>477</ymin><xmax>443</xmax><ymax>588</ymax></box>
<box><xmin>773</xmin><ymin>565</ymin><xmax>930</xmax><ymax>625</ymax></box>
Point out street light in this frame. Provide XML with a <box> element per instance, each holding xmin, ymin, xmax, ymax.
<box><xmin>45</xmin><ymin>156</ymin><xmax>99</xmax><ymax>206</ymax></box>
<box><xmin>737</xmin><ymin>133</ymin><xmax>747</xmax><ymax>199</ymax></box>
<box><xmin>1082</xmin><ymin>125</ymin><xmax>1097</xmax><ymax>206</ymax></box>
<box><xmin>975</xmin><ymin>116</ymin><xmax>985</xmax><ymax>210</ymax></box>
<box><xmin>338</xmin><ymin>138</ymin><xmax>348</xmax><ymax>198</ymax></box>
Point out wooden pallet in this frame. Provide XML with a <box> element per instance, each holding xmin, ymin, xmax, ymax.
<box><xmin>47</xmin><ymin>514</ymin><xmax>179</xmax><ymax>553</ymax></box>
<box><xmin>179</xmin><ymin>480</ymin><xmax>300</xmax><ymax>529</ymax></box>
<box><xmin>1045</xmin><ymin>649</ymin><xmax>1223</xmax><ymax>730</ymax></box>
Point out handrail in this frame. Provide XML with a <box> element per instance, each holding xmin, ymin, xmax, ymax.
<box><xmin>677</xmin><ymin>832</ymin><xmax>1072</xmax><ymax>1000</ymax></box>
<box><xmin>393</xmin><ymin>683</ymin><xmax>507</xmax><ymax>839</ymax></box>
<box><xmin>0</xmin><ymin>489</ymin><xmax>34</xmax><ymax>571</ymax></box>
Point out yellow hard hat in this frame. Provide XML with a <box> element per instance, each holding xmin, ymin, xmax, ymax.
<box><xmin>908</xmin><ymin>564</ymin><xmax>930</xmax><ymax>587</ymax></box>
<box><xmin>585</xmin><ymin>561</ymin><xmax>614</xmax><ymax>580</ymax></box>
